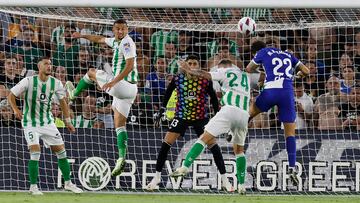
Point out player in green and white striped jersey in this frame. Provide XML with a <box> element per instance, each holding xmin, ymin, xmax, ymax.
<box><xmin>7</xmin><ymin>57</ymin><xmax>82</xmax><ymax>195</ymax></box>
<box><xmin>64</xmin><ymin>19</ymin><xmax>138</xmax><ymax>176</ymax></box>
<box><xmin>72</xmin><ymin>96</ymin><xmax>97</xmax><ymax>128</ymax></box>
<box><xmin>151</xmin><ymin>29</ymin><xmax>178</xmax><ymax>59</ymax></box>
<box><xmin>170</xmin><ymin>59</ymin><xmax>259</xmax><ymax>194</ymax></box>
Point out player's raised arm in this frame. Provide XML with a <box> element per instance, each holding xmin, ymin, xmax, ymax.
<box><xmin>245</xmin><ymin>61</ymin><xmax>260</xmax><ymax>73</ymax></box>
<box><xmin>179</xmin><ymin>60</ymin><xmax>212</xmax><ymax>80</ymax></box>
<box><xmin>72</xmin><ymin>32</ymin><xmax>105</xmax><ymax>44</ymax></box>
<box><xmin>102</xmin><ymin>57</ymin><xmax>135</xmax><ymax>92</ymax></box>
<box><xmin>295</xmin><ymin>62</ymin><xmax>310</xmax><ymax>79</ymax></box>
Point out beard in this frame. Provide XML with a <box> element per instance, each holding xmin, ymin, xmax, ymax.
<box><xmin>65</xmin><ymin>37</ymin><xmax>75</xmax><ymax>43</ymax></box>
<box><xmin>329</xmin><ymin>89</ymin><xmax>340</xmax><ymax>95</ymax></box>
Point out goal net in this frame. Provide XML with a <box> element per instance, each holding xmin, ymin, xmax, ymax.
<box><xmin>0</xmin><ymin>6</ymin><xmax>360</xmax><ymax>194</ymax></box>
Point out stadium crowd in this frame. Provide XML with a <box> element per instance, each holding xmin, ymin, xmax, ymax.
<box><xmin>0</xmin><ymin>8</ymin><xmax>359</xmax><ymax>130</ymax></box>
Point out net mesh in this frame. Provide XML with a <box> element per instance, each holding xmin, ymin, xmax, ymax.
<box><xmin>0</xmin><ymin>7</ymin><xmax>359</xmax><ymax>194</ymax></box>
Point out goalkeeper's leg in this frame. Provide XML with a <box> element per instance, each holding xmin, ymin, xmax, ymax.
<box><xmin>146</xmin><ymin>132</ymin><xmax>180</xmax><ymax>190</ymax></box>
<box><xmin>51</xmin><ymin>145</ymin><xmax>83</xmax><ymax>193</ymax></box>
<box><xmin>65</xmin><ymin>68</ymin><xmax>96</xmax><ymax>100</ymax></box>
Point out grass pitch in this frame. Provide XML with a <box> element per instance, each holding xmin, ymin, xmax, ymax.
<box><xmin>0</xmin><ymin>192</ymin><xmax>359</xmax><ymax>203</ymax></box>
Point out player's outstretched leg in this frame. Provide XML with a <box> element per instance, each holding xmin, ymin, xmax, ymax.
<box><xmin>28</xmin><ymin>147</ymin><xmax>42</xmax><ymax>195</ymax></box>
<box><xmin>170</xmin><ymin>132</ymin><xmax>215</xmax><ymax>178</ymax></box>
<box><xmin>65</xmin><ymin>68</ymin><xmax>96</xmax><ymax>100</ymax></box>
<box><xmin>52</xmin><ymin>146</ymin><xmax>83</xmax><ymax>193</ymax></box>
<box><xmin>284</xmin><ymin>123</ymin><xmax>299</xmax><ymax>187</ymax></box>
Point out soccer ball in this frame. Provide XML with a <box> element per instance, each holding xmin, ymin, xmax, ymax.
<box><xmin>237</xmin><ymin>17</ymin><xmax>256</xmax><ymax>35</ymax></box>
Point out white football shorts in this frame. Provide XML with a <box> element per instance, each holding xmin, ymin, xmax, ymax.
<box><xmin>205</xmin><ymin>105</ymin><xmax>249</xmax><ymax>146</ymax></box>
<box><xmin>24</xmin><ymin>123</ymin><xmax>64</xmax><ymax>147</ymax></box>
<box><xmin>96</xmin><ymin>70</ymin><xmax>137</xmax><ymax>117</ymax></box>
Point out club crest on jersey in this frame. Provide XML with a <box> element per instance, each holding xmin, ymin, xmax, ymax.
<box><xmin>184</xmin><ymin>91</ymin><xmax>196</xmax><ymax>99</ymax></box>
<box><xmin>124</xmin><ymin>42</ymin><xmax>131</xmax><ymax>53</ymax></box>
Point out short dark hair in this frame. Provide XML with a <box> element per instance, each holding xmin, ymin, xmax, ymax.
<box><xmin>64</xmin><ymin>23</ymin><xmax>76</xmax><ymax>31</ymax></box>
<box><xmin>217</xmin><ymin>37</ymin><xmax>230</xmax><ymax>45</ymax></box>
<box><xmin>343</xmin><ymin>65</ymin><xmax>355</xmax><ymax>71</ymax></box>
<box><xmin>219</xmin><ymin>45</ymin><xmax>230</xmax><ymax>51</ymax></box>
<box><xmin>38</xmin><ymin>56</ymin><xmax>51</xmax><ymax>63</ymax></box>
<box><xmin>113</xmin><ymin>19</ymin><xmax>127</xmax><ymax>26</ymax></box>
<box><xmin>218</xmin><ymin>59</ymin><xmax>232</xmax><ymax>66</ymax></box>
<box><xmin>155</xmin><ymin>55</ymin><xmax>166</xmax><ymax>61</ymax></box>
<box><xmin>79</xmin><ymin>46</ymin><xmax>89</xmax><ymax>53</ymax></box>
<box><xmin>251</xmin><ymin>41</ymin><xmax>266</xmax><ymax>55</ymax></box>
<box><xmin>22</xmin><ymin>27</ymin><xmax>34</xmax><ymax>33</ymax></box>
<box><xmin>4</xmin><ymin>53</ymin><xmax>17</xmax><ymax>61</ymax></box>
<box><xmin>186</xmin><ymin>55</ymin><xmax>199</xmax><ymax>62</ymax></box>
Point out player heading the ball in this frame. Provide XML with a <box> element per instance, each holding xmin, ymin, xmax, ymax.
<box><xmin>246</xmin><ymin>40</ymin><xmax>310</xmax><ymax>187</ymax></box>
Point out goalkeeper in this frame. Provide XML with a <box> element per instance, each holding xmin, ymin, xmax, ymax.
<box><xmin>146</xmin><ymin>55</ymin><xmax>233</xmax><ymax>192</ymax></box>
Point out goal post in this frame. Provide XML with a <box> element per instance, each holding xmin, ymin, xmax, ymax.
<box><xmin>0</xmin><ymin>5</ymin><xmax>359</xmax><ymax>194</ymax></box>
<box><xmin>2</xmin><ymin>0</ymin><xmax>360</xmax><ymax>8</ymax></box>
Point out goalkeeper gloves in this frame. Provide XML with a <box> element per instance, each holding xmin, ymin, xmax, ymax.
<box><xmin>154</xmin><ymin>107</ymin><xmax>166</xmax><ymax>128</ymax></box>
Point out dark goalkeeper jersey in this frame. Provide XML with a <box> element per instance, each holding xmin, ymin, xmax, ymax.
<box><xmin>162</xmin><ymin>73</ymin><xmax>219</xmax><ymax>121</ymax></box>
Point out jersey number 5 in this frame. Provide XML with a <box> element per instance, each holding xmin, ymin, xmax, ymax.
<box><xmin>227</xmin><ymin>72</ymin><xmax>249</xmax><ymax>91</ymax></box>
<box><xmin>272</xmin><ymin>57</ymin><xmax>293</xmax><ymax>80</ymax></box>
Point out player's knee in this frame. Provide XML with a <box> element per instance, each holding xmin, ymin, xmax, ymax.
<box><xmin>114</xmin><ymin>112</ymin><xmax>127</xmax><ymax>128</ymax></box>
<box><xmin>233</xmin><ymin>145</ymin><xmax>244</xmax><ymax>155</ymax></box>
<box><xmin>283</xmin><ymin>122</ymin><xmax>296</xmax><ymax>136</ymax></box>
<box><xmin>56</xmin><ymin>149</ymin><xmax>67</xmax><ymax>159</ymax></box>
<box><xmin>200</xmin><ymin>131</ymin><xmax>215</xmax><ymax>144</ymax></box>
<box><xmin>29</xmin><ymin>144</ymin><xmax>41</xmax><ymax>152</ymax></box>
<box><xmin>30</xmin><ymin>151</ymin><xmax>41</xmax><ymax>161</ymax></box>
<box><xmin>196</xmin><ymin>139</ymin><xmax>207</xmax><ymax>148</ymax></box>
<box><xmin>164</xmin><ymin>132</ymin><xmax>179</xmax><ymax>145</ymax></box>
<box><xmin>206</xmin><ymin>138</ymin><xmax>217</xmax><ymax>148</ymax></box>
<box><xmin>115</xmin><ymin>120</ymin><xmax>126</xmax><ymax>128</ymax></box>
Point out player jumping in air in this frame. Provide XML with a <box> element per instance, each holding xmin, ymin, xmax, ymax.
<box><xmin>7</xmin><ymin>57</ymin><xmax>83</xmax><ymax>195</ymax></box>
<box><xmin>170</xmin><ymin>59</ymin><xmax>259</xmax><ymax>194</ymax></box>
<box><xmin>65</xmin><ymin>19</ymin><xmax>138</xmax><ymax>176</ymax></box>
<box><xmin>245</xmin><ymin>41</ymin><xmax>309</xmax><ymax>186</ymax></box>
<box><xmin>146</xmin><ymin>56</ymin><xmax>233</xmax><ymax>192</ymax></box>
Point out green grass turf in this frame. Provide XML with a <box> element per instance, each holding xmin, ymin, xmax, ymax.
<box><xmin>0</xmin><ymin>192</ymin><xmax>359</xmax><ymax>203</ymax></box>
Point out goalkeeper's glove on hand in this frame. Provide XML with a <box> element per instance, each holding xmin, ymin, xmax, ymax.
<box><xmin>154</xmin><ymin>107</ymin><xmax>166</xmax><ymax>128</ymax></box>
